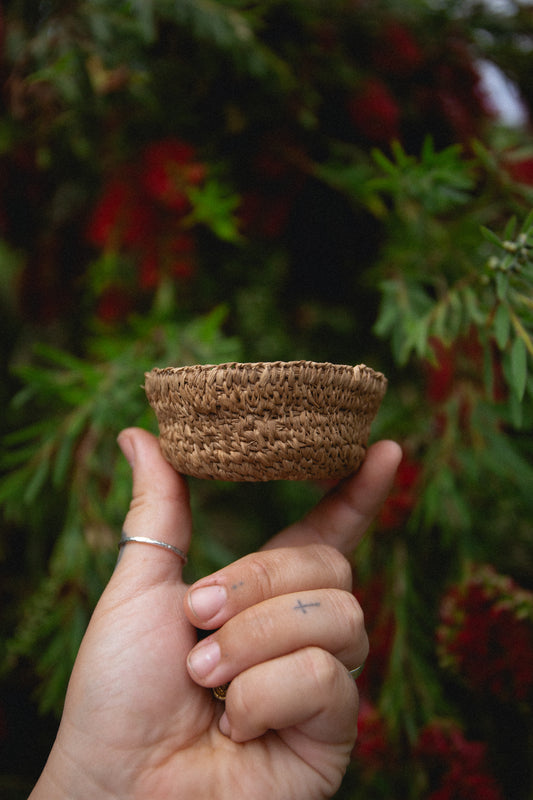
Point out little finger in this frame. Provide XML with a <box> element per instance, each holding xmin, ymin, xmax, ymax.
<box><xmin>219</xmin><ymin>646</ymin><xmax>359</xmax><ymax>745</ymax></box>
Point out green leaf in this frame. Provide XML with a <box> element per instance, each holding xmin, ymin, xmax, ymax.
<box><xmin>32</xmin><ymin>343</ymin><xmax>96</xmax><ymax>377</ymax></box>
<box><xmin>483</xmin><ymin>344</ymin><xmax>494</xmax><ymax>397</ymax></box>
<box><xmin>432</xmin><ymin>301</ymin><xmax>448</xmax><ymax>340</ymax></box>
<box><xmin>188</xmin><ymin>179</ymin><xmax>242</xmax><ymax>242</ymax></box>
<box><xmin>481</xmin><ymin>225</ymin><xmax>503</xmax><ymax>248</ymax></box>
<box><xmin>372</xmin><ymin>148</ymin><xmax>398</xmax><ymax>175</ymax></box>
<box><xmin>414</xmin><ymin>316</ymin><xmax>431</xmax><ymax>358</ymax></box>
<box><xmin>374</xmin><ymin>291</ymin><xmax>400</xmax><ymax>337</ymax></box>
<box><xmin>462</xmin><ymin>286</ymin><xmax>485</xmax><ymax>326</ymax></box>
<box><xmin>509</xmin><ymin>390</ymin><xmax>524</xmax><ymax>428</ymax></box>
<box><xmin>496</xmin><ymin>271</ymin><xmax>509</xmax><ymax>302</ymax></box>
<box><xmin>494</xmin><ymin>304</ymin><xmax>511</xmax><ymax>350</ymax></box>
<box><xmin>127</xmin><ymin>0</ymin><xmax>157</xmax><ymax>42</ymax></box>
<box><xmin>52</xmin><ymin>414</ymin><xmax>89</xmax><ymax>488</ymax></box>
<box><xmin>511</xmin><ymin>335</ymin><xmax>528</xmax><ymax>401</ymax></box>
<box><xmin>391</xmin><ymin>140</ymin><xmax>411</xmax><ymax>168</ymax></box>
<box><xmin>23</xmin><ymin>457</ymin><xmax>50</xmax><ymax>505</ymax></box>
<box><xmin>447</xmin><ymin>290</ymin><xmax>464</xmax><ymax>340</ymax></box>
<box><xmin>2</xmin><ymin>421</ymin><xmax>50</xmax><ymax>447</ymax></box>
<box><xmin>0</xmin><ymin>470</ymin><xmax>29</xmax><ymax>508</ymax></box>
<box><xmin>504</xmin><ymin>216</ymin><xmax>517</xmax><ymax>240</ymax></box>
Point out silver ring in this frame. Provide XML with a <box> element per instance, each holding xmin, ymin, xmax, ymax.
<box><xmin>118</xmin><ymin>535</ymin><xmax>187</xmax><ymax>564</ymax></box>
<box><xmin>348</xmin><ymin>663</ymin><xmax>365</xmax><ymax>680</ymax></box>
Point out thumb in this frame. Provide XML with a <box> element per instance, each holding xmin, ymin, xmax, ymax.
<box><xmin>263</xmin><ymin>440</ymin><xmax>403</xmax><ymax>554</ymax></box>
<box><xmin>114</xmin><ymin>427</ymin><xmax>192</xmax><ymax>588</ymax></box>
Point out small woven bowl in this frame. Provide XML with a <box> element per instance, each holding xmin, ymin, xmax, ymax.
<box><xmin>144</xmin><ymin>360</ymin><xmax>387</xmax><ymax>482</ymax></box>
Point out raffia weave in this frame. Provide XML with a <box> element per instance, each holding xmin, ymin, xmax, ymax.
<box><xmin>144</xmin><ymin>361</ymin><xmax>387</xmax><ymax>481</ymax></box>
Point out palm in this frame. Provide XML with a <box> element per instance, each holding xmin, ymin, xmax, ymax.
<box><xmin>70</xmin><ymin>575</ymin><xmax>347</xmax><ymax>800</ymax></box>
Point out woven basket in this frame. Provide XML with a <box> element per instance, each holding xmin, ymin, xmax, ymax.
<box><xmin>144</xmin><ymin>361</ymin><xmax>387</xmax><ymax>482</ymax></box>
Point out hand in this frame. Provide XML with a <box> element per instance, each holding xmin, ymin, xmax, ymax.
<box><xmin>30</xmin><ymin>428</ymin><xmax>401</xmax><ymax>800</ymax></box>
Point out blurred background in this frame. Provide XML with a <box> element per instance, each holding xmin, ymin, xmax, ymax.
<box><xmin>1</xmin><ymin>1</ymin><xmax>533</xmax><ymax>797</ymax></box>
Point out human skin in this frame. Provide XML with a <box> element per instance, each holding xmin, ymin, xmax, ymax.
<box><xmin>30</xmin><ymin>428</ymin><xmax>401</xmax><ymax>800</ymax></box>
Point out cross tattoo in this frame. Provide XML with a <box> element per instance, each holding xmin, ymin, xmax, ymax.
<box><xmin>293</xmin><ymin>599</ymin><xmax>321</xmax><ymax>614</ymax></box>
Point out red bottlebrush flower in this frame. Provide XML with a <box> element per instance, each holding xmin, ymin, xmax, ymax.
<box><xmin>423</xmin><ymin>332</ymin><xmax>506</xmax><ymax>429</ymax></box>
<box><xmin>86</xmin><ymin>139</ymin><xmax>201</xmax><ymax>307</ymax></box>
<box><xmin>86</xmin><ymin>177</ymin><xmax>124</xmax><ymax>246</ymax></box>
<box><xmin>352</xmin><ymin>697</ymin><xmax>390</xmax><ymax>770</ymax></box>
<box><xmin>238</xmin><ymin>130</ymin><xmax>306</xmax><ymax>238</ymax></box>
<box><xmin>252</xmin><ymin>150</ymin><xmax>293</xmax><ymax>181</ymax></box>
<box><xmin>504</xmin><ymin>155</ymin><xmax>533</xmax><ymax>186</ymax></box>
<box><xmin>86</xmin><ymin>175</ymin><xmax>155</xmax><ymax>249</ymax></box>
<box><xmin>428</xmin><ymin>770</ymin><xmax>504</xmax><ymax>800</ymax></box>
<box><xmin>314</xmin><ymin>20</ymin><xmax>338</xmax><ymax>53</ymax></box>
<box><xmin>373</xmin><ymin>22</ymin><xmax>424</xmax><ymax>77</ymax></box>
<box><xmin>378</xmin><ymin>454</ymin><xmax>421</xmax><ymax>530</ymax></box>
<box><xmin>96</xmin><ymin>284</ymin><xmax>134</xmax><ymax>323</ymax></box>
<box><xmin>436</xmin><ymin>87</ymin><xmax>484</xmax><ymax>144</ymax></box>
<box><xmin>354</xmin><ymin>576</ymin><xmax>395</xmax><ymax>696</ymax></box>
<box><xmin>138</xmin><ymin>247</ymin><xmax>160</xmax><ymax>290</ymax></box>
<box><xmin>425</xmin><ymin>339</ymin><xmax>456</xmax><ymax>404</ymax></box>
<box><xmin>416</xmin><ymin>720</ymin><xmax>504</xmax><ymax>800</ymax></box>
<box><xmin>416</xmin><ymin>720</ymin><xmax>485</xmax><ymax>771</ymax></box>
<box><xmin>347</xmin><ymin>78</ymin><xmax>400</xmax><ymax>145</ymax></box>
<box><xmin>438</xmin><ymin>566</ymin><xmax>533</xmax><ymax>703</ymax></box>
<box><xmin>142</xmin><ymin>138</ymin><xmax>206</xmax><ymax>212</ymax></box>
<box><xmin>415</xmin><ymin>41</ymin><xmax>492</xmax><ymax>145</ymax></box>
<box><xmin>239</xmin><ymin>190</ymin><xmax>293</xmax><ymax>239</ymax></box>
<box><xmin>425</xmin><ymin>333</ymin><xmax>487</xmax><ymax>402</ymax></box>
<box><xmin>138</xmin><ymin>233</ymin><xmax>196</xmax><ymax>289</ymax></box>
<box><xmin>168</xmin><ymin>232</ymin><xmax>196</xmax><ymax>279</ymax></box>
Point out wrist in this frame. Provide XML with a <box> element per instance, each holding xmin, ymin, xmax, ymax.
<box><xmin>29</xmin><ymin>762</ymin><xmax>71</xmax><ymax>800</ymax></box>
<box><xmin>29</xmin><ymin>739</ymin><xmax>121</xmax><ymax>800</ymax></box>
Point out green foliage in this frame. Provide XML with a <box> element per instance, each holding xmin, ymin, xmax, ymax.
<box><xmin>2</xmin><ymin>1</ymin><xmax>533</xmax><ymax>797</ymax></box>
<box><xmin>0</xmin><ymin>306</ymin><xmax>242</xmax><ymax>713</ymax></box>
<box><xmin>371</xmin><ymin>139</ymin><xmax>476</xmax><ymax>216</ymax></box>
<box><xmin>188</xmin><ymin>177</ymin><xmax>243</xmax><ymax>242</ymax></box>
<box><xmin>375</xmin><ymin>203</ymin><xmax>533</xmax><ymax>407</ymax></box>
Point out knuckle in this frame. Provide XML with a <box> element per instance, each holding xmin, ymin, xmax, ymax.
<box><xmin>349</xmin><ymin>593</ymin><xmax>366</xmax><ymax>635</ymax></box>
<box><xmin>303</xmin><ymin>647</ymin><xmax>341</xmax><ymax>693</ymax></box>
<box><xmin>331</xmin><ymin>591</ymin><xmax>368</xmax><ymax>661</ymax></box>
<box><xmin>239</xmin><ymin>602</ymin><xmax>276</xmax><ymax>647</ymax></box>
<box><xmin>334</xmin><ymin>590</ymin><xmax>365</xmax><ymax>634</ymax></box>
<box><xmin>350</xmin><ymin>599</ymin><xmax>368</xmax><ymax>656</ymax></box>
<box><xmin>227</xmin><ymin>673</ymin><xmax>254</xmax><ymax>723</ymax></box>
<box><xmin>312</xmin><ymin>544</ymin><xmax>353</xmax><ymax>590</ymax></box>
<box><xmin>244</xmin><ymin>553</ymin><xmax>277</xmax><ymax>601</ymax></box>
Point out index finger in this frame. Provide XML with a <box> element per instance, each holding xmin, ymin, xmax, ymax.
<box><xmin>262</xmin><ymin>440</ymin><xmax>402</xmax><ymax>555</ymax></box>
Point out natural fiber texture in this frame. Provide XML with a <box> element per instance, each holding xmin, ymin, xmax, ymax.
<box><xmin>144</xmin><ymin>361</ymin><xmax>387</xmax><ymax>481</ymax></box>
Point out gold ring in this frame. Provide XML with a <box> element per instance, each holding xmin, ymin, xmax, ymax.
<box><xmin>212</xmin><ymin>683</ymin><xmax>229</xmax><ymax>701</ymax></box>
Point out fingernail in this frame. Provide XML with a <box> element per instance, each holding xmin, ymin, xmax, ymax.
<box><xmin>219</xmin><ymin>711</ymin><xmax>231</xmax><ymax>737</ymax></box>
<box><xmin>188</xmin><ymin>640</ymin><xmax>221</xmax><ymax>679</ymax></box>
<box><xmin>189</xmin><ymin>585</ymin><xmax>227</xmax><ymax>621</ymax></box>
<box><xmin>117</xmin><ymin>432</ymin><xmax>135</xmax><ymax>467</ymax></box>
